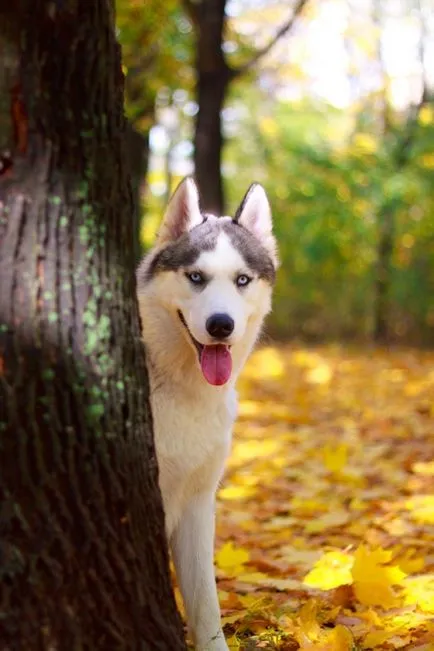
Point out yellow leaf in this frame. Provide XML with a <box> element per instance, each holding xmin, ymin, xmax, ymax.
<box><xmin>218</xmin><ymin>485</ymin><xmax>256</xmax><ymax>501</ymax></box>
<box><xmin>259</xmin><ymin>117</ymin><xmax>279</xmax><ymax>138</ymax></box>
<box><xmin>323</xmin><ymin>444</ymin><xmax>348</xmax><ymax>474</ymax></box>
<box><xmin>362</xmin><ymin>628</ymin><xmax>411</xmax><ymax>649</ymax></box>
<box><xmin>236</xmin><ymin>571</ymin><xmax>269</xmax><ymax>584</ymax></box>
<box><xmin>294</xmin><ymin>607</ymin><xmax>353</xmax><ymax>650</ymax></box>
<box><xmin>296</xmin><ymin>600</ymin><xmax>321</xmax><ymax>643</ymax></box>
<box><xmin>412</xmin><ymin>460</ymin><xmax>434</xmax><ymax>476</ymax></box>
<box><xmin>405</xmin><ymin>495</ymin><xmax>434</xmax><ymax>525</ymax></box>
<box><xmin>403</xmin><ymin>574</ymin><xmax>434</xmax><ymax>613</ymax></box>
<box><xmin>396</xmin><ymin>549</ymin><xmax>425</xmax><ymax>574</ymax></box>
<box><xmin>238</xmin><ymin>572</ymin><xmax>301</xmax><ymax>591</ymax></box>
<box><xmin>305</xmin><ymin>509</ymin><xmax>350</xmax><ymax>533</ymax></box>
<box><xmin>419</xmin><ymin>104</ymin><xmax>434</xmax><ymax>125</ymax></box>
<box><xmin>354</xmin><ymin>132</ymin><xmax>377</xmax><ymax>154</ymax></box>
<box><xmin>221</xmin><ymin>612</ymin><xmax>247</xmax><ymax>626</ymax></box>
<box><xmin>322</xmin><ymin>625</ymin><xmax>353</xmax><ymax>650</ymax></box>
<box><xmin>304</xmin><ymin>550</ymin><xmax>353</xmax><ymax>590</ymax></box>
<box><xmin>306</xmin><ymin>363</ymin><xmax>332</xmax><ymax>385</ymax></box>
<box><xmin>226</xmin><ymin>634</ymin><xmax>241</xmax><ymax>649</ymax></box>
<box><xmin>215</xmin><ymin>541</ymin><xmax>249</xmax><ymax>575</ymax></box>
<box><xmin>351</xmin><ymin>545</ymin><xmax>406</xmax><ymax>608</ymax></box>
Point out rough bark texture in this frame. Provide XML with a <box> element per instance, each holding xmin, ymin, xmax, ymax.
<box><xmin>0</xmin><ymin>2</ymin><xmax>186</xmax><ymax>649</ymax></box>
<box><xmin>126</xmin><ymin>120</ymin><xmax>150</xmax><ymax>263</ymax></box>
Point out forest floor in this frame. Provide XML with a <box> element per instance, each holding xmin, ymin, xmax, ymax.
<box><xmin>182</xmin><ymin>344</ymin><xmax>434</xmax><ymax>650</ymax></box>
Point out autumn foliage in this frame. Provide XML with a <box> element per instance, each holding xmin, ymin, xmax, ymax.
<box><xmin>177</xmin><ymin>345</ymin><xmax>434</xmax><ymax>650</ymax></box>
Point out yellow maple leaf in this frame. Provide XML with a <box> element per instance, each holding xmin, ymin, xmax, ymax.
<box><xmin>320</xmin><ymin>625</ymin><xmax>353</xmax><ymax>651</ymax></box>
<box><xmin>295</xmin><ymin>601</ymin><xmax>353</xmax><ymax>650</ymax></box>
<box><xmin>303</xmin><ymin>550</ymin><xmax>354</xmax><ymax>590</ymax></box>
<box><xmin>351</xmin><ymin>545</ymin><xmax>406</xmax><ymax>608</ymax></box>
<box><xmin>215</xmin><ymin>541</ymin><xmax>249</xmax><ymax>575</ymax></box>
<box><xmin>296</xmin><ymin>600</ymin><xmax>321</xmax><ymax>644</ymax></box>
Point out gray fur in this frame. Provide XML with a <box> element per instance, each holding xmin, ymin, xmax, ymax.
<box><xmin>138</xmin><ymin>217</ymin><xmax>275</xmax><ymax>286</ymax></box>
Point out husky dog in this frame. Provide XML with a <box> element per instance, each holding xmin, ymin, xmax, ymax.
<box><xmin>137</xmin><ymin>178</ymin><xmax>277</xmax><ymax>650</ymax></box>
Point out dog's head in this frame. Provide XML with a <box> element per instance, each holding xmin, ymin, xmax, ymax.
<box><xmin>137</xmin><ymin>178</ymin><xmax>277</xmax><ymax>386</ymax></box>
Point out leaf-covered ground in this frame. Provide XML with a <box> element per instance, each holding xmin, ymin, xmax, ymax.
<box><xmin>185</xmin><ymin>345</ymin><xmax>434</xmax><ymax>650</ymax></box>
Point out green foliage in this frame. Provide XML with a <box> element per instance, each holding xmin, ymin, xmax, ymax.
<box><xmin>116</xmin><ymin>0</ymin><xmax>193</xmax><ymax>129</ymax></box>
<box><xmin>116</xmin><ymin>0</ymin><xmax>434</xmax><ymax>344</ymax></box>
<box><xmin>224</xmin><ymin>88</ymin><xmax>434</xmax><ymax>343</ymax></box>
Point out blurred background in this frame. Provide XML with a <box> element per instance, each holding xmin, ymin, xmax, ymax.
<box><xmin>117</xmin><ymin>0</ymin><xmax>434</xmax><ymax>345</ymax></box>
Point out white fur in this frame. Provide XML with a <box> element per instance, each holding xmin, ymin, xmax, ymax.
<box><xmin>137</xmin><ymin>179</ymin><xmax>275</xmax><ymax>651</ymax></box>
<box><xmin>156</xmin><ymin>177</ymin><xmax>202</xmax><ymax>245</ymax></box>
<box><xmin>236</xmin><ymin>184</ymin><xmax>278</xmax><ymax>267</ymax></box>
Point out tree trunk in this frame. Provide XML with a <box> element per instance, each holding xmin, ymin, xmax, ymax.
<box><xmin>126</xmin><ymin>120</ymin><xmax>150</xmax><ymax>264</ymax></box>
<box><xmin>371</xmin><ymin>0</ymin><xmax>427</xmax><ymax>344</ymax></box>
<box><xmin>0</xmin><ymin>3</ymin><xmax>186</xmax><ymax>649</ymax></box>
<box><xmin>194</xmin><ymin>70</ymin><xmax>228</xmax><ymax>215</ymax></box>
<box><xmin>193</xmin><ymin>0</ymin><xmax>229</xmax><ymax>215</ymax></box>
<box><xmin>373</xmin><ymin>205</ymin><xmax>394</xmax><ymax>343</ymax></box>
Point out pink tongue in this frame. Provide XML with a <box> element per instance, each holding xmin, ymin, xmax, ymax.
<box><xmin>200</xmin><ymin>345</ymin><xmax>232</xmax><ymax>386</ymax></box>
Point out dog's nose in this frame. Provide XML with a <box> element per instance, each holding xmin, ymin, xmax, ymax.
<box><xmin>206</xmin><ymin>313</ymin><xmax>234</xmax><ymax>339</ymax></box>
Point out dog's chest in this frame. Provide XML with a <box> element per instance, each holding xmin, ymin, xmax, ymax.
<box><xmin>150</xmin><ymin>383</ymin><xmax>237</xmax><ymax>535</ymax></box>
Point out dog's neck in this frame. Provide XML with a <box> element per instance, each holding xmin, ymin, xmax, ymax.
<box><xmin>137</xmin><ymin>294</ymin><xmax>262</xmax><ymax>397</ymax></box>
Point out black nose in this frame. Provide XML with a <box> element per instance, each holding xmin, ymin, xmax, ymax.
<box><xmin>206</xmin><ymin>313</ymin><xmax>234</xmax><ymax>339</ymax></box>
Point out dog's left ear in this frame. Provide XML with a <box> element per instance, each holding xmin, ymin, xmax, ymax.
<box><xmin>234</xmin><ymin>184</ymin><xmax>277</xmax><ymax>264</ymax></box>
<box><xmin>156</xmin><ymin>177</ymin><xmax>202</xmax><ymax>245</ymax></box>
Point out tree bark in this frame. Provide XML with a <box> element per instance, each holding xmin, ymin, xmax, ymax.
<box><xmin>0</xmin><ymin>2</ymin><xmax>186</xmax><ymax>649</ymax></box>
<box><xmin>194</xmin><ymin>68</ymin><xmax>229</xmax><ymax>215</ymax></box>
<box><xmin>126</xmin><ymin>120</ymin><xmax>150</xmax><ymax>263</ymax></box>
<box><xmin>188</xmin><ymin>0</ymin><xmax>307</xmax><ymax>214</ymax></box>
<box><xmin>373</xmin><ymin>205</ymin><xmax>395</xmax><ymax>342</ymax></box>
<box><xmin>193</xmin><ymin>0</ymin><xmax>229</xmax><ymax>215</ymax></box>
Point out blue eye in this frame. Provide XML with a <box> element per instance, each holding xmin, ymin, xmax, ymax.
<box><xmin>187</xmin><ymin>271</ymin><xmax>204</xmax><ymax>285</ymax></box>
<box><xmin>236</xmin><ymin>274</ymin><xmax>251</xmax><ymax>287</ymax></box>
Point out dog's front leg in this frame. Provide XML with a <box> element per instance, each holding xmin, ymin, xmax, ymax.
<box><xmin>171</xmin><ymin>492</ymin><xmax>228</xmax><ymax>651</ymax></box>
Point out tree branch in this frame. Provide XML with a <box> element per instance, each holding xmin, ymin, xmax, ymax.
<box><xmin>231</xmin><ymin>0</ymin><xmax>309</xmax><ymax>78</ymax></box>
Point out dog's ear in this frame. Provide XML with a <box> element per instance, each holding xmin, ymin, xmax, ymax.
<box><xmin>234</xmin><ymin>184</ymin><xmax>277</xmax><ymax>264</ymax></box>
<box><xmin>156</xmin><ymin>177</ymin><xmax>202</xmax><ymax>245</ymax></box>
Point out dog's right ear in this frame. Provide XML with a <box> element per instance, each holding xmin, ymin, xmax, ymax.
<box><xmin>156</xmin><ymin>177</ymin><xmax>202</xmax><ymax>245</ymax></box>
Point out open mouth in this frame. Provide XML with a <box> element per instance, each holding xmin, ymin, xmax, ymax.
<box><xmin>177</xmin><ymin>310</ymin><xmax>233</xmax><ymax>386</ymax></box>
<box><xmin>178</xmin><ymin>310</ymin><xmax>204</xmax><ymax>356</ymax></box>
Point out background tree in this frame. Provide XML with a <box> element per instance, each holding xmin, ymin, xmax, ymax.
<box><xmin>0</xmin><ymin>2</ymin><xmax>186</xmax><ymax>648</ymax></box>
<box><xmin>117</xmin><ymin>0</ymin><xmax>193</xmax><ymax>259</ymax></box>
<box><xmin>372</xmin><ymin>0</ymin><xmax>429</xmax><ymax>342</ymax></box>
<box><xmin>115</xmin><ymin>0</ymin><xmax>434</xmax><ymax>344</ymax></box>
<box><xmin>183</xmin><ymin>0</ymin><xmax>308</xmax><ymax>214</ymax></box>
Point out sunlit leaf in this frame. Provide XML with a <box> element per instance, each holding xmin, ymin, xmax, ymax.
<box><xmin>303</xmin><ymin>550</ymin><xmax>353</xmax><ymax>590</ymax></box>
<box><xmin>215</xmin><ymin>541</ymin><xmax>249</xmax><ymax>575</ymax></box>
<box><xmin>351</xmin><ymin>545</ymin><xmax>406</xmax><ymax>608</ymax></box>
